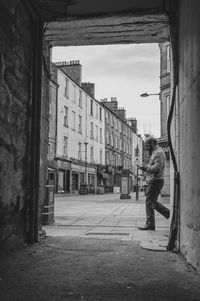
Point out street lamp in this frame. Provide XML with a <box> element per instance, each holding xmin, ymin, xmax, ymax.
<box><xmin>140</xmin><ymin>92</ymin><xmax>160</xmax><ymax>97</ymax></box>
<box><xmin>135</xmin><ymin>144</ymin><xmax>139</xmax><ymax>201</ymax></box>
<box><xmin>113</xmin><ymin>151</ymin><xmax>117</xmax><ymax>167</ymax></box>
<box><xmin>84</xmin><ymin>142</ymin><xmax>88</xmax><ymax>185</ymax></box>
<box><xmin>113</xmin><ymin>151</ymin><xmax>117</xmax><ymax>187</ymax></box>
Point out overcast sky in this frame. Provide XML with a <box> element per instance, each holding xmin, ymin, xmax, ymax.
<box><xmin>52</xmin><ymin>44</ymin><xmax>160</xmax><ymax>137</ymax></box>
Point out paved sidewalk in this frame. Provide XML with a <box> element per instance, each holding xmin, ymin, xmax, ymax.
<box><xmin>44</xmin><ymin>193</ymin><xmax>170</xmax><ymax>251</ymax></box>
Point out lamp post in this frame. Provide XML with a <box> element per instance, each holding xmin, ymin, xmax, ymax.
<box><xmin>84</xmin><ymin>142</ymin><xmax>88</xmax><ymax>185</ymax></box>
<box><xmin>140</xmin><ymin>92</ymin><xmax>160</xmax><ymax>97</ymax></box>
<box><xmin>135</xmin><ymin>144</ymin><xmax>139</xmax><ymax>201</ymax></box>
<box><xmin>113</xmin><ymin>151</ymin><xmax>117</xmax><ymax>187</ymax></box>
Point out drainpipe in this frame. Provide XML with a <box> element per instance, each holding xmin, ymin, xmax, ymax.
<box><xmin>166</xmin><ymin>0</ymin><xmax>180</xmax><ymax>251</ymax></box>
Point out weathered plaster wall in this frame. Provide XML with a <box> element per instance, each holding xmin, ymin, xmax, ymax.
<box><xmin>178</xmin><ymin>0</ymin><xmax>200</xmax><ymax>271</ymax></box>
<box><xmin>0</xmin><ymin>2</ymin><xmax>33</xmax><ymax>251</ymax></box>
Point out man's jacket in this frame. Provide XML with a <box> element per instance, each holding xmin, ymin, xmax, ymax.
<box><xmin>146</xmin><ymin>144</ymin><xmax>165</xmax><ymax>184</ymax></box>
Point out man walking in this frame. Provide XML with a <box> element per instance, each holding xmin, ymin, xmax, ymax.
<box><xmin>138</xmin><ymin>136</ymin><xmax>170</xmax><ymax>230</ymax></box>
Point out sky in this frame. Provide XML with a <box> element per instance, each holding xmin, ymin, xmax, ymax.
<box><xmin>52</xmin><ymin>44</ymin><xmax>160</xmax><ymax>138</ymax></box>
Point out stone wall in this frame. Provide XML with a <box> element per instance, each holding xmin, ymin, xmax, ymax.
<box><xmin>0</xmin><ymin>2</ymin><xmax>34</xmax><ymax>251</ymax></box>
<box><xmin>39</xmin><ymin>41</ymin><xmax>50</xmax><ymax>228</ymax></box>
<box><xmin>0</xmin><ymin>1</ymin><xmax>49</xmax><ymax>251</ymax></box>
<box><xmin>178</xmin><ymin>0</ymin><xmax>200</xmax><ymax>271</ymax></box>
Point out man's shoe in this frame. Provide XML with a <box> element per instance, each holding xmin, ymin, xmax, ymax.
<box><xmin>138</xmin><ymin>225</ymin><xmax>155</xmax><ymax>230</ymax></box>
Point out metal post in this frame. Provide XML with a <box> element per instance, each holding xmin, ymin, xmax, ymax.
<box><xmin>84</xmin><ymin>142</ymin><xmax>88</xmax><ymax>184</ymax></box>
<box><xmin>136</xmin><ymin>165</ymin><xmax>139</xmax><ymax>201</ymax></box>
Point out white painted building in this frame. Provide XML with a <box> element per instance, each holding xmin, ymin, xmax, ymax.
<box><xmin>54</xmin><ymin>62</ymin><xmax>105</xmax><ymax>192</ymax></box>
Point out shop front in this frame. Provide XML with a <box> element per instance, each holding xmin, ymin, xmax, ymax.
<box><xmin>71</xmin><ymin>163</ymin><xmax>97</xmax><ymax>193</ymax></box>
<box><xmin>55</xmin><ymin>158</ymin><xmax>71</xmax><ymax>193</ymax></box>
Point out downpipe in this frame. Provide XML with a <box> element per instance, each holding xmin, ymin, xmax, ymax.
<box><xmin>167</xmin><ymin>0</ymin><xmax>180</xmax><ymax>251</ymax></box>
<box><xmin>167</xmin><ymin>85</ymin><xmax>180</xmax><ymax>251</ymax></box>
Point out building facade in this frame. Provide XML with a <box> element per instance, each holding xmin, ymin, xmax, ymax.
<box><xmin>48</xmin><ymin>63</ymin><xmax>143</xmax><ymax>194</ymax></box>
<box><xmin>49</xmin><ymin>61</ymin><xmax>105</xmax><ymax>193</ymax></box>
<box><xmin>100</xmin><ymin>98</ymin><xmax>142</xmax><ymax>192</ymax></box>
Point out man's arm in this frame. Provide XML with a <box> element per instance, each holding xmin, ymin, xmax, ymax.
<box><xmin>146</xmin><ymin>152</ymin><xmax>164</xmax><ymax>174</ymax></box>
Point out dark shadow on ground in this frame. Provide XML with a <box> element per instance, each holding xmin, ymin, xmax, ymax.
<box><xmin>0</xmin><ymin>236</ymin><xmax>199</xmax><ymax>301</ymax></box>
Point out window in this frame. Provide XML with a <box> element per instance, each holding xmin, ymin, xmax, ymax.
<box><xmin>95</xmin><ymin>125</ymin><xmax>98</xmax><ymax>142</ymax></box>
<box><xmin>105</xmin><ymin>111</ymin><xmax>108</xmax><ymax>123</ymax></box>
<box><xmin>113</xmin><ymin>117</ymin><xmax>115</xmax><ymax>129</ymax></box>
<box><xmin>166</xmin><ymin>44</ymin><xmax>170</xmax><ymax>73</ymax></box>
<box><xmin>116</xmin><ymin>119</ymin><xmax>118</xmax><ymax>131</ymax></box>
<box><xmin>72</xmin><ymin>111</ymin><xmax>75</xmax><ymax>130</ymax></box>
<box><xmin>64</xmin><ymin>78</ymin><xmax>69</xmax><ymax>98</ymax></box>
<box><xmin>73</xmin><ymin>85</ymin><xmax>76</xmax><ymax>103</ymax></box>
<box><xmin>108</xmin><ymin>112</ymin><xmax>110</xmax><ymax>124</ymax></box>
<box><xmin>100</xmin><ymin>107</ymin><xmax>102</xmax><ymax>121</ymax></box>
<box><xmin>79</xmin><ymin>90</ymin><xmax>82</xmax><ymax>108</ymax></box>
<box><xmin>106</xmin><ymin>150</ymin><xmax>109</xmax><ymax>165</ymax></box>
<box><xmin>100</xmin><ymin>128</ymin><xmax>102</xmax><ymax>143</ymax></box>
<box><xmin>96</xmin><ymin>104</ymin><xmax>98</xmax><ymax>119</ymax></box>
<box><xmin>80</xmin><ymin>172</ymin><xmax>84</xmax><ymax>184</ymax></box>
<box><xmin>90</xmin><ymin>146</ymin><xmax>94</xmax><ymax>162</ymax></box>
<box><xmin>78</xmin><ymin>142</ymin><xmax>82</xmax><ymax>160</ymax></box>
<box><xmin>111</xmin><ymin>115</ymin><xmax>113</xmax><ymax>127</ymax></box>
<box><xmin>119</xmin><ymin>121</ymin><xmax>121</xmax><ymax>132</ymax></box>
<box><xmin>90</xmin><ymin>99</ymin><xmax>93</xmax><ymax>115</ymax></box>
<box><xmin>166</xmin><ymin>94</ymin><xmax>170</xmax><ymax>117</ymax></box>
<box><xmin>127</xmin><ymin>142</ymin><xmax>129</xmax><ymax>154</ymax></box>
<box><xmin>100</xmin><ymin>150</ymin><xmax>102</xmax><ymax>164</ymax></box>
<box><xmin>63</xmin><ymin>136</ymin><xmax>68</xmax><ymax>156</ymax></box>
<box><xmin>48</xmin><ymin>143</ymin><xmax>50</xmax><ymax>157</ymax></box>
<box><xmin>90</xmin><ymin>122</ymin><xmax>94</xmax><ymax>139</ymax></box>
<box><xmin>78</xmin><ymin>115</ymin><xmax>82</xmax><ymax>134</ymax></box>
<box><xmin>120</xmin><ymin>138</ymin><xmax>123</xmax><ymax>151</ymax></box>
<box><xmin>106</xmin><ymin>130</ymin><xmax>109</xmax><ymax>144</ymax></box>
<box><xmin>49</xmin><ymin>86</ymin><xmax>52</xmax><ymax>115</ymax></box>
<box><xmin>124</xmin><ymin>142</ymin><xmax>126</xmax><ymax>153</ymax></box>
<box><xmin>113</xmin><ymin>135</ymin><xmax>115</xmax><ymax>148</ymax></box>
<box><xmin>111</xmin><ymin>134</ymin><xmax>113</xmax><ymax>146</ymax></box>
<box><xmin>64</xmin><ymin>106</ymin><xmax>68</xmax><ymax>127</ymax></box>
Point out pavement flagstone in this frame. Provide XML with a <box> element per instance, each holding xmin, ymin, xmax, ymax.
<box><xmin>44</xmin><ymin>192</ymin><xmax>170</xmax><ymax>251</ymax></box>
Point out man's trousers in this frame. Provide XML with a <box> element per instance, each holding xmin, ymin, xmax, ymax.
<box><xmin>146</xmin><ymin>179</ymin><xmax>170</xmax><ymax>227</ymax></box>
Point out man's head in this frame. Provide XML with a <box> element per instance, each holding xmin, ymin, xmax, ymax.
<box><xmin>144</xmin><ymin>136</ymin><xmax>157</xmax><ymax>153</ymax></box>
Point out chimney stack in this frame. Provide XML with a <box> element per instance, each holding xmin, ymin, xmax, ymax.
<box><xmin>127</xmin><ymin>118</ymin><xmax>137</xmax><ymax>134</ymax></box>
<box><xmin>117</xmin><ymin>107</ymin><xmax>126</xmax><ymax>121</ymax></box>
<box><xmin>54</xmin><ymin>60</ymin><xmax>82</xmax><ymax>85</ymax></box>
<box><xmin>81</xmin><ymin>82</ymin><xmax>95</xmax><ymax>98</ymax></box>
<box><xmin>100</xmin><ymin>97</ymin><xmax>118</xmax><ymax>113</ymax></box>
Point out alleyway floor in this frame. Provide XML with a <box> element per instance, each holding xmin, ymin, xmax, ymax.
<box><xmin>0</xmin><ymin>193</ymin><xmax>200</xmax><ymax>300</ymax></box>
